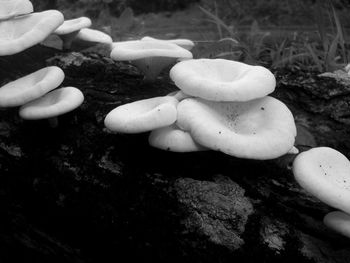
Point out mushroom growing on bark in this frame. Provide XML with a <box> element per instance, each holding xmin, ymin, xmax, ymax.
<box><xmin>53</xmin><ymin>17</ymin><xmax>92</xmax><ymax>49</ymax></box>
<box><xmin>19</xmin><ymin>87</ymin><xmax>84</xmax><ymax>127</ymax></box>
<box><xmin>104</xmin><ymin>96</ymin><xmax>178</xmax><ymax>134</ymax></box>
<box><xmin>0</xmin><ymin>10</ymin><xmax>64</xmax><ymax>56</ymax></box>
<box><xmin>324</xmin><ymin>211</ymin><xmax>350</xmax><ymax>239</ymax></box>
<box><xmin>170</xmin><ymin>59</ymin><xmax>276</xmax><ymax>101</ymax></box>
<box><xmin>0</xmin><ymin>0</ymin><xmax>33</xmax><ymax>21</ymax></box>
<box><xmin>0</xmin><ymin>66</ymin><xmax>65</xmax><ymax>107</ymax></box>
<box><xmin>293</xmin><ymin>147</ymin><xmax>350</xmax><ymax>214</ymax></box>
<box><xmin>110</xmin><ymin>40</ymin><xmax>193</xmax><ymax>81</ymax></box>
<box><xmin>176</xmin><ymin>96</ymin><xmax>296</xmax><ymax>160</ymax></box>
<box><xmin>149</xmin><ymin>124</ymin><xmax>208</xmax><ymax>152</ymax></box>
<box><xmin>141</xmin><ymin>36</ymin><xmax>195</xmax><ymax>50</ymax></box>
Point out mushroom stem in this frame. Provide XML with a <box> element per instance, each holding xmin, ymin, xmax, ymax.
<box><xmin>133</xmin><ymin>57</ymin><xmax>178</xmax><ymax>82</ymax></box>
<box><xmin>59</xmin><ymin>31</ymin><xmax>79</xmax><ymax>50</ymax></box>
<box><xmin>48</xmin><ymin>117</ymin><xmax>59</xmax><ymax>128</ymax></box>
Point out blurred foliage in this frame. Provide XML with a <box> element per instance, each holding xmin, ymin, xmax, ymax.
<box><xmin>31</xmin><ymin>0</ymin><xmax>199</xmax><ymax>16</ymax></box>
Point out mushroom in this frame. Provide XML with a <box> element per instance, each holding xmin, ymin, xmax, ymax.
<box><xmin>71</xmin><ymin>28</ymin><xmax>113</xmax><ymax>50</ymax></box>
<box><xmin>0</xmin><ymin>10</ymin><xmax>64</xmax><ymax>56</ymax></box>
<box><xmin>324</xmin><ymin>211</ymin><xmax>350</xmax><ymax>239</ymax></box>
<box><xmin>292</xmin><ymin>147</ymin><xmax>350</xmax><ymax>214</ymax></box>
<box><xmin>110</xmin><ymin>40</ymin><xmax>193</xmax><ymax>81</ymax></box>
<box><xmin>104</xmin><ymin>96</ymin><xmax>178</xmax><ymax>134</ymax></box>
<box><xmin>141</xmin><ymin>36</ymin><xmax>195</xmax><ymax>50</ymax></box>
<box><xmin>19</xmin><ymin>87</ymin><xmax>84</xmax><ymax>127</ymax></box>
<box><xmin>149</xmin><ymin>124</ymin><xmax>208</xmax><ymax>152</ymax></box>
<box><xmin>53</xmin><ymin>17</ymin><xmax>92</xmax><ymax>49</ymax></box>
<box><xmin>170</xmin><ymin>58</ymin><xmax>276</xmax><ymax>101</ymax></box>
<box><xmin>0</xmin><ymin>66</ymin><xmax>65</xmax><ymax>107</ymax></box>
<box><xmin>0</xmin><ymin>0</ymin><xmax>33</xmax><ymax>21</ymax></box>
<box><xmin>176</xmin><ymin>96</ymin><xmax>296</xmax><ymax>160</ymax></box>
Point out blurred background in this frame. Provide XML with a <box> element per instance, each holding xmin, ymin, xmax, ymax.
<box><xmin>34</xmin><ymin>0</ymin><xmax>350</xmax><ymax>72</ymax></box>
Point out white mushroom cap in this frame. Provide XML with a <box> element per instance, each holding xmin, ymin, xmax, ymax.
<box><xmin>111</xmin><ymin>41</ymin><xmax>192</xmax><ymax>81</ymax></box>
<box><xmin>177</xmin><ymin>96</ymin><xmax>296</xmax><ymax>160</ymax></box>
<box><xmin>111</xmin><ymin>40</ymin><xmax>193</xmax><ymax>60</ymax></box>
<box><xmin>104</xmin><ymin>96</ymin><xmax>178</xmax><ymax>134</ymax></box>
<box><xmin>0</xmin><ymin>10</ymin><xmax>64</xmax><ymax>56</ymax></box>
<box><xmin>19</xmin><ymin>87</ymin><xmax>84</xmax><ymax>120</ymax></box>
<box><xmin>293</xmin><ymin>147</ymin><xmax>350</xmax><ymax>214</ymax></box>
<box><xmin>74</xmin><ymin>28</ymin><xmax>113</xmax><ymax>46</ymax></box>
<box><xmin>324</xmin><ymin>211</ymin><xmax>350</xmax><ymax>239</ymax></box>
<box><xmin>0</xmin><ymin>66</ymin><xmax>65</xmax><ymax>107</ymax></box>
<box><xmin>141</xmin><ymin>36</ymin><xmax>195</xmax><ymax>50</ymax></box>
<box><xmin>111</xmin><ymin>40</ymin><xmax>192</xmax><ymax>81</ymax></box>
<box><xmin>0</xmin><ymin>0</ymin><xmax>33</xmax><ymax>21</ymax></box>
<box><xmin>170</xmin><ymin>59</ymin><xmax>276</xmax><ymax>102</ymax></box>
<box><xmin>149</xmin><ymin>124</ymin><xmax>208</xmax><ymax>152</ymax></box>
<box><xmin>167</xmin><ymin>90</ymin><xmax>192</xmax><ymax>102</ymax></box>
<box><xmin>54</xmin><ymin>17</ymin><xmax>92</xmax><ymax>35</ymax></box>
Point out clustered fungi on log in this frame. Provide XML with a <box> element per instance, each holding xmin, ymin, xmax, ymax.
<box><xmin>0</xmin><ymin>0</ymin><xmax>350</xmax><ymax>262</ymax></box>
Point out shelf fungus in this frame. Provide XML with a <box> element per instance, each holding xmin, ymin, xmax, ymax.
<box><xmin>0</xmin><ymin>10</ymin><xmax>64</xmax><ymax>56</ymax></box>
<box><xmin>170</xmin><ymin>59</ymin><xmax>276</xmax><ymax>102</ymax></box>
<box><xmin>104</xmin><ymin>96</ymin><xmax>179</xmax><ymax>134</ymax></box>
<box><xmin>176</xmin><ymin>96</ymin><xmax>296</xmax><ymax>160</ymax></box>
<box><xmin>110</xmin><ymin>40</ymin><xmax>193</xmax><ymax>81</ymax></box>
<box><xmin>293</xmin><ymin>147</ymin><xmax>350</xmax><ymax>215</ymax></box>
<box><xmin>0</xmin><ymin>66</ymin><xmax>65</xmax><ymax>108</ymax></box>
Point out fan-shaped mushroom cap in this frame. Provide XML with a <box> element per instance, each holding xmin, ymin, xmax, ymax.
<box><xmin>0</xmin><ymin>0</ymin><xmax>33</xmax><ymax>21</ymax></box>
<box><xmin>141</xmin><ymin>36</ymin><xmax>195</xmax><ymax>50</ymax></box>
<box><xmin>19</xmin><ymin>87</ymin><xmax>84</xmax><ymax>120</ymax></box>
<box><xmin>177</xmin><ymin>96</ymin><xmax>296</xmax><ymax>160</ymax></box>
<box><xmin>74</xmin><ymin>28</ymin><xmax>112</xmax><ymax>46</ymax></box>
<box><xmin>324</xmin><ymin>211</ymin><xmax>350</xmax><ymax>239</ymax></box>
<box><xmin>104</xmin><ymin>96</ymin><xmax>178</xmax><ymax>134</ymax></box>
<box><xmin>0</xmin><ymin>10</ymin><xmax>64</xmax><ymax>56</ymax></box>
<box><xmin>293</xmin><ymin>147</ymin><xmax>350</xmax><ymax>214</ymax></box>
<box><xmin>170</xmin><ymin>59</ymin><xmax>276</xmax><ymax>102</ymax></box>
<box><xmin>54</xmin><ymin>17</ymin><xmax>92</xmax><ymax>35</ymax></box>
<box><xmin>149</xmin><ymin>124</ymin><xmax>208</xmax><ymax>152</ymax></box>
<box><xmin>110</xmin><ymin>40</ymin><xmax>193</xmax><ymax>81</ymax></box>
<box><xmin>0</xmin><ymin>66</ymin><xmax>65</xmax><ymax>107</ymax></box>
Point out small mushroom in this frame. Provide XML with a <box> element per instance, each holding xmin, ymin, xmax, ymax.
<box><xmin>170</xmin><ymin>58</ymin><xmax>276</xmax><ymax>101</ymax></box>
<box><xmin>54</xmin><ymin>17</ymin><xmax>92</xmax><ymax>49</ymax></box>
<box><xmin>149</xmin><ymin>124</ymin><xmax>208</xmax><ymax>152</ymax></box>
<box><xmin>177</xmin><ymin>96</ymin><xmax>296</xmax><ymax>160</ymax></box>
<box><xmin>141</xmin><ymin>36</ymin><xmax>195</xmax><ymax>50</ymax></box>
<box><xmin>324</xmin><ymin>211</ymin><xmax>350</xmax><ymax>239</ymax></box>
<box><xmin>0</xmin><ymin>0</ymin><xmax>33</xmax><ymax>21</ymax></box>
<box><xmin>293</xmin><ymin>147</ymin><xmax>350</xmax><ymax>214</ymax></box>
<box><xmin>71</xmin><ymin>28</ymin><xmax>113</xmax><ymax>49</ymax></box>
<box><xmin>0</xmin><ymin>10</ymin><xmax>64</xmax><ymax>56</ymax></box>
<box><xmin>110</xmin><ymin>40</ymin><xmax>193</xmax><ymax>81</ymax></box>
<box><xmin>104</xmin><ymin>96</ymin><xmax>178</xmax><ymax>134</ymax></box>
<box><xmin>19</xmin><ymin>87</ymin><xmax>84</xmax><ymax>127</ymax></box>
<box><xmin>0</xmin><ymin>66</ymin><xmax>65</xmax><ymax>107</ymax></box>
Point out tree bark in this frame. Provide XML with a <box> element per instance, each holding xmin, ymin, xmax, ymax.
<box><xmin>0</xmin><ymin>45</ymin><xmax>349</xmax><ymax>262</ymax></box>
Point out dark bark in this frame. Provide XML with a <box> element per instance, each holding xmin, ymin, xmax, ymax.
<box><xmin>0</xmin><ymin>45</ymin><xmax>349</xmax><ymax>262</ymax></box>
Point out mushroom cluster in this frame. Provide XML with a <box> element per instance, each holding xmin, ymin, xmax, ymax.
<box><xmin>105</xmin><ymin>57</ymin><xmax>297</xmax><ymax>160</ymax></box>
<box><xmin>293</xmin><ymin>147</ymin><xmax>350</xmax><ymax>239</ymax></box>
<box><xmin>0</xmin><ymin>0</ymin><xmax>85</xmax><ymax>127</ymax></box>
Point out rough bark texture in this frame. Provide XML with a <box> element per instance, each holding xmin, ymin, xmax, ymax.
<box><xmin>0</xmin><ymin>45</ymin><xmax>350</xmax><ymax>262</ymax></box>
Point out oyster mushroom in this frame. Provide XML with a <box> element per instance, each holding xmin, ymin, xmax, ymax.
<box><xmin>0</xmin><ymin>10</ymin><xmax>64</xmax><ymax>56</ymax></box>
<box><xmin>293</xmin><ymin>147</ymin><xmax>350</xmax><ymax>214</ymax></box>
<box><xmin>141</xmin><ymin>36</ymin><xmax>195</xmax><ymax>50</ymax></box>
<box><xmin>0</xmin><ymin>66</ymin><xmax>65</xmax><ymax>107</ymax></box>
<box><xmin>149</xmin><ymin>124</ymin><xmax>208</xmax><ymax>152</ymax></box>
<box><xmin>170</xmin><ymin>58</ymin><xmax>276</xmax><ymax>101</ymax></box>
<box><xmin>19</xmin><ymin>87</ymin><xmax>84</xmax><ymax>127</ymax></box>
<box><xmin>53</xmin><ymin>17</ymin><xmax>92</xmax><ymax>49</ymax></box>
<box><xmin>176</xmin><ymin>96</ymin><xmax>296</xmax><ymax>160</ymax></box>
<box><xmin>71</xmin><ymin>28</ymin><xmax>113</xmax><ymax>50</ymax></box>
<box><xmin>104</xmin><ymin>96</ymin><xmax>178</xmax><ymax>134</ymax></box>
<box><xmin>110</xmin><ymin>40</ymin><xmax>193</xmax><ymax>81</ymax></box>
<box><xmin>0</xmin><ymin>0</ymin><xmax>33</xmax><ymax>21</ymax></box>
<box><xmin>324</xmin><ymin>211</ymin><xmax>350</xmax><ymax>239</ymax></box>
